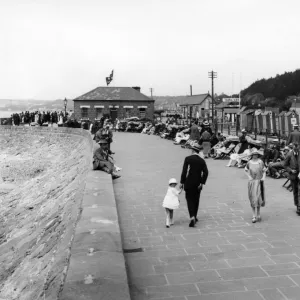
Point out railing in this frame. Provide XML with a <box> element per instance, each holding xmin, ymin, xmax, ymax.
<box><xmin>215</xmin><ymin>122</ymin><xmax>291</xmax><ymax>143</ymax></box>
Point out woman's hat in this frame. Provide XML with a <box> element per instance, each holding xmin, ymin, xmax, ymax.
<box><xmin>250</xmin><ymin>149</ymin><xmax>262</xmax><ymax>157</ymax></box>
<box><xmin>169</xmin><ymin>178</ymin><xmax>177</xmax><ymax>185</ymax></box>
<box><xmin>284</xmin><ymin>146</ymin><xmax>290</xmax><ymax>151</ymax></box>
<box><xmin>241</xmin><ymin>128</ymin><xmax>247</xmax><ymax>133</ymax></box>
<box><xmin>98</xmin><ymin>139</ymin><xmax>108</xmax><ymax>144</ymax></box>
<box><xmin>191</xmin><ymin>144</ymin><xmax>203</xmax><ymax>152</ymax></box>
<box><xmin>203</xmin><ymin>121</ymin><xmax>209</xmax><ymax>126</ymax></box>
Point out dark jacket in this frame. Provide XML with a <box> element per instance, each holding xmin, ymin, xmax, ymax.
<box><xmin>180</xmin><ymin>154</ymin><xmax>209</xmax><ymax>190</ymax></box>
<box><xmin>238</xmin><ymin>134</ymin><xmax>249</xmax><ymax>154</ymax></box>
<box><xmin>287</xmin><ymin>131</ymin><xmax>300</xmax><ymax>145</ymax></box>
<box><xmin>283</xmin><ymin>151</ymin><xmax>300</xmax><ymax>180</ymax></box>
<box><xmin>272</xmin><ymin>149</ymin><xmax>280</xmax><ymax>162</ymax></box>
<box><xmin>190</xmin><ymin>124</ymin><xmax>200</xmax><ymax>141</ymax></box>
<box><xmin>95</xmin><ymin>128</ymin><xmax>113</xmax><ymax>143</ymax></box>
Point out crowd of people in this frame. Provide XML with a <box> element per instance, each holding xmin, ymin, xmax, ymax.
<box><xmin>10</xmin><ymin>111</ymin><xmax>68</xmax><ymax>126</ymax></box>
<box><xmin>89</xmin><ymin>116</ymin><xmax>300</xmax><ymax>226</ymax></box>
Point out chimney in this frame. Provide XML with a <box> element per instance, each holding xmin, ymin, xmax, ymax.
<box><xmin>190</xmin><ymin>85</ymin><xmax>192</xmax><ymax>96</ymax></box>
<box><xmin>132</xmin><ymin>86</ymin><xmax>141</xmax><ymax>92</ymax></box>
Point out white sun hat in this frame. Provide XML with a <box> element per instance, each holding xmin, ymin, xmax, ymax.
<box><xmin>169</xmin><ymin>178</ymin><xmax>178</xmax><ymax>185</ymax></box>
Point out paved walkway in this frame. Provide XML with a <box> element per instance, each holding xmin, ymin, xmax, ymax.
<box><xmin>112</xmin><ymin>132</ymin><xmax>300</xmax><ymax>300</ymax></box>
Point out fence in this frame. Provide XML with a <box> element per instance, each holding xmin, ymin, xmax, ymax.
<box><xmin>216</xmin><ymin>122</ymin><xmax>292</xmax><ymax>144</ymax></box>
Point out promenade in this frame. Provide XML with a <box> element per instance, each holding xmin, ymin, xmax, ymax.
<box><xmin>113</xmin><ymin>132</ymin><xmax>300</xmax><ymax>300</ymax></box>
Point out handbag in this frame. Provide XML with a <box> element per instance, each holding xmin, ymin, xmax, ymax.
<box><xmin>260</xmin><ymin>180</ymin><xmax>265</xmax><ymax>207</ymax></box>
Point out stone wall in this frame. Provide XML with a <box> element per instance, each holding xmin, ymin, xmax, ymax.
<box><xmin>0</xmin><ymin>125</ymin><xmax>130</xmax><ymax>300</ymax></box>
<box><xmin>0</xmin><ymin>126</ymin><xmax>93</xmax><ymax>299</ymax></box>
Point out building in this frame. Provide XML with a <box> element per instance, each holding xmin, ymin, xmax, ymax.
<box><xmin>215</xmin><ymin>101</ymin><xmax>240</xmax><ymax>124</ymax></box>
<box><xmin>289</xmin><ymin>97</ymin><xmax>300</xmax><ymax>114</ymax></box>
<box><xmin>73</xmin><ymin>86</ymin><xmax>155</xmax><ymax>122</ymax></box>
<box><xmin>179</xmin><ymin>93</ymin><xmax>212</xmax><ymax>119</ymax></box>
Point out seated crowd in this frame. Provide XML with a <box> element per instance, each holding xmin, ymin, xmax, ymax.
<box><xmin>89</xmin><ymin>116</ymin><xmax>298</xmax><ymax>187</ymax></box>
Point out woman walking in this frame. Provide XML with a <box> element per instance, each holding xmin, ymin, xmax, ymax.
<box><xmin>244</xmin><ymin>149</ymin><xmax>267</xmax><ymax>223</ymax></box>
<box><xmin>201</xmin><ymin>128</ymin><xmax>211</xmax><ymax>159</ymax></box>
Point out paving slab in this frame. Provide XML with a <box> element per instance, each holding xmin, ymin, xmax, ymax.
<box><xmin>112</xmin><ymin>132</ymin><xmax>300</xmax><ymax>299</ymax></box>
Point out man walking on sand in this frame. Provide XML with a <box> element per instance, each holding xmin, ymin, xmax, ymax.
<box><xmin>179</xmin><ymin>144</ymin><xmax>209</xmax><ymax>227</ymax></box>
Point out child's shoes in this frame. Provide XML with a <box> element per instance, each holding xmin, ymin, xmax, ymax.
<box><xmin>166</xmin><ymin>217</ymin><xmax>170</xmax><ymax>228</ymax></box>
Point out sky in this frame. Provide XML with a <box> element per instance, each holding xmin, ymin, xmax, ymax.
<box><xmin>0</xmin><ymin>0</ymin><xmax>299</xmax><ymax>100</ymax></box>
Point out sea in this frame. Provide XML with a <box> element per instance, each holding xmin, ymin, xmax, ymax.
<box><xmin>0</xmin><ymin>110</ymin><xmax>19</xmax><ymax>118</ymax></box>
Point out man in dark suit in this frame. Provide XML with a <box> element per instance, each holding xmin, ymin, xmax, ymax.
<box><xmin>283</xmin><ymin>141</ymin><xmax>300</xmax><ymax>214</ymax></box>
<box><xmin>238</xmin><ymin>129</ymin><xmax>249</xmax><ymax>154</ymax></box>
<box><xmin>179</xmin><ymin>144</ymin><xmax>209</xmax><ymax>227</ymax></box>
<box><xmin>287</xmin><ymin>125</ymin><xmax>300</xmax><ymax>145</ymax></box>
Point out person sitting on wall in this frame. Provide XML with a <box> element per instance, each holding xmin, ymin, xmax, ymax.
<box><xmin>93</xmin><ymin>139</ymin><xmax>121</xmax><ymax>180</ymax></box>
<box><xmin>94</xmin><ymin>124</ymin><xmax>115</xmax><ymax>154</ymax></box>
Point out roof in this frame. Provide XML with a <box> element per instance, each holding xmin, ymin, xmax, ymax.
<box><xmin>279</xmin><ymin>111</ymin><xmax>287</xmax><ymax>116</ymax></box>
<box><xmin>179</xmin><ymin>94</ymin><xmax>211</xmax><ymax>106</ymax></box>
<box><xmin>215</xmin><ymin>102</ymin><xmax>227</xmax><ymax>109</ymax></box>
<box><xmin>240</xmin><ymin>109</ymin><xmax>255</xmax><ymax>115</ymax></box>
<box><xmin>73</xmin><ymin>87</ymin><xmax>154</xmax><ymax>102</ymax></box>
<box><xmin>223</xmin><ymin>108</ymin><xmax>240</xmax><ymax>114</ymax></box>
<box><xmin>285</xmin><ymin>111</ymin><xmax>298</xmax><ymax>116</ymax></box>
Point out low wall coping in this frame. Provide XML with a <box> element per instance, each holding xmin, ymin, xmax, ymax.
<box><xmin>59</xmin><ymin>171</ymin><xmax>131</xmax><ymax>300</ymax></box>
<box><xmin>0</xmin><ymin>126</ymin><xmax>130</xmax><ymax>300</ymax></box>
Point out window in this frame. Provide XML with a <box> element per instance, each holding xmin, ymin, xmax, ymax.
<box><xmin>125</xmin><ymin>108</ymin><xmax>131</xmax><ymax>118</ymax></box>
<box><xmin>139</xmin><ymin>108</ymin><xmax>146</xmax><ymax>118</ymax></box>
<box><xmin>95</xmin><ymin>108</ymin><xmax>103</xmax><ymax>119</ymax></box>
<box><xmin>81</xmin><ymin>107</ymin><xmax>88</xmax><ymax>118</ymax></box>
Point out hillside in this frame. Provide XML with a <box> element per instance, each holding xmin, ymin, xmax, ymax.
<box><xmin>240</xmin><ymin>69</ymin><xmax>300</xmax><ymax>110</ymax></box>
<box><xmin>0</xmin><ymin>100</ymin><xmax>73</xmax><ymax>113</ymax></box>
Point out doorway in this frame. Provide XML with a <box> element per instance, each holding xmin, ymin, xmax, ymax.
<box><xmin>110</xmin><ymin>109</ymin><xmax>118</xmax><ymax>122</ymax></box>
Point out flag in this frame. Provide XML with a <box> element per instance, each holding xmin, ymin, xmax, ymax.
<box><xmin>106</xmin><ymin>70</ymin><xmax>114</xmax><ymax>86</ymax></box>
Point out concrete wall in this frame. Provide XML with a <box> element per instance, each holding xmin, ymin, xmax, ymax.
<box><xmin>0</xmin><ymin>126</ymin><xmax>130</xmax><ymax>300</ymax></box>
<box><xmin>74</xmin><ymin>100</ymin><xmax>155</xmax><ymax>121</ymax></box>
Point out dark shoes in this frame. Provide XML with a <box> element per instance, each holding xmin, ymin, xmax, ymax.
<box><xmin>112</xmin><ymin>174</ymin><xmax>121</xmax><ymax>180</ymax></box>
<box><xmin>195</xmin><ymin>217</ymin><xmax>199</xmax><ymax>223</ymax></box>
<box><xmin>189</xmin><ymin>219</ymin><xmax>195</xmax><ymax>227</ymax></box>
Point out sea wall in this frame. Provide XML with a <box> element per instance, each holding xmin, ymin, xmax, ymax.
<box><xmin>0</xmin><ymin>126</ymin><xmax>92</xmax><ymax>299</ymax></box>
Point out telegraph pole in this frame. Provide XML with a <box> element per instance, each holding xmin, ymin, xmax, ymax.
<box><xmin>208</xmin><ymin>70</ymin><xmax>217</xmax><ymax>129</ymax></box>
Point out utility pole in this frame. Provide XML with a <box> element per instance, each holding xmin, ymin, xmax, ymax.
<box><xmin>150</xmin><ymin>88</ymin><xmax>154</xmax><ymax>99</ymax></box>
<box><xmin>190</xmin><ymin>85</ymin><xmax>193</xmax><ymax>96</ymax></box>
<box><xmin>208</xmin><ymin>70</ymin><xmax>217</xmax><ymax>130</ymax></box>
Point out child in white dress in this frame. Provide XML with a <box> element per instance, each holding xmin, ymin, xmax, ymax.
<box><xmin>162</xmin><ymin>178</ymin><xmax>182</xmax><ymax>228</ymax></box>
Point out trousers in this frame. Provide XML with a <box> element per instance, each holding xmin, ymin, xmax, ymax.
<box><xmin>290</xmin><ymin>177</ymin><xmax>300</xmax><ymax>207</ymax></box>
<box><xmin>268</xmin><ymin>162</ymin><xmax>283</xmax><ymax>175</ymax></box>
<box><xmin>185</xmin><ymin>188</ymin><xmax>201</xmax><ymax>218</ymax></box>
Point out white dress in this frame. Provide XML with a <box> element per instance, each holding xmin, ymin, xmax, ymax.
<box><xmin>162</xmin><ymin>187</ymin><xmax>180</xmax><ymax>210</ymax></box>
